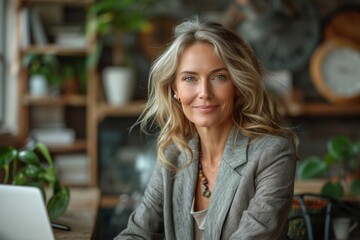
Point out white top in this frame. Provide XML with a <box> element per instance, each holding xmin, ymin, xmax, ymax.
<box><xmin>190</xmin><ymin>198</ymin><xmax>208</xmax><ymax>240</ymax></box>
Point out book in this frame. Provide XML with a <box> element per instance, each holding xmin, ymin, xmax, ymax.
<box><xmin>20</xmin><ymin>7</ymin><xmax>31</xmax><ymax>48</ymax></box>
<box><xmin>30</xmin><ymin>128</ymin><xmax>75</xmax><ymax>145</ymax></box>
<box><xmin>55</xmin><ymin>154</ymin><xmax>89</xmax><ymax>184</ymax></box>
<box><xmin>51</xmin><ymin>24</ymin><xmax>86</xmax><ymax>48</ymax></box>
<box><xmin>31</xmin><ymin>106</ymin><xmax>65</xmax><ymax>129</ymax></box>
<box><xmin>29</xmin><ymin>7</ymin><xmax>48</xmax><ymax>45</ymax></box>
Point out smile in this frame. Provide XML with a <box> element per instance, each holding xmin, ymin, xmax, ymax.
<box><xmin>194</xmin><ymin>105</ymin><xmax>219</xmax><ymax>113</ymax></box>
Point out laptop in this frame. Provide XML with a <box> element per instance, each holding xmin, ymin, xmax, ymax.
<box><xmin>0</xmin><ymin>184</ymin><xmax>56</xmax><ymax>240</ymax></box>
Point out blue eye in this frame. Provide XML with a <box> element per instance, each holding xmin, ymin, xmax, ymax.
<box><xmin>184</xmin><ymin>76</ymin><xmax>195</xmax><ymax>82</ymax></box>
<box><xmin>213</xmin><ymin>75</ymin><xmax>226</xmax><ymax>81</ymax></box>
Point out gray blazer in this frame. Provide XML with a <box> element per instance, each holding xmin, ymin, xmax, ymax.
<box><xmin>115</xmin><ymin>128</ymin><xmax>297</xmax><ymax>240</ymax></box>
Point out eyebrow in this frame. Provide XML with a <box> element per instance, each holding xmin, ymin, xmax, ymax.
<box><xmin>178</xmin><ymin>68</ymin><xmax>228</xmax><ymax>75</ymax></box>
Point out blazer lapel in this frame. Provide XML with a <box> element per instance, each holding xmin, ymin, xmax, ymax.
<box><xmin>205</xmin><ymin>129</ymin><xmax>249</xmax><ymax>239</ymax></box>
<box><xmin>172</xmin><ymin>137</ymin><xmax>200</xmax><ymax>240</ymax></box>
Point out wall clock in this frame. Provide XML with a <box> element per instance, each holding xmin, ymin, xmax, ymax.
<box><xmin>310</xmin><ymin>38</ymin><xmax>360</xmax><ymax>104</ymax></box>
<box><xmin>236</xmin><ymin>0</ymin><xmax>321</xmax><ymax>71</ymax></box>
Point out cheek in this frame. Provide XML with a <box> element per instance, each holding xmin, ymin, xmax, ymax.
<box><xmin>178</xmin><ymin>88</ymin><xmax>196</xmax><ymax>104</ymax></box>
<box><xmin>217</xmin><ymin>87</ymin><xmax>236</xmax><ymax>102</ymax></box>
<box><xmin>221</xmin><ymin>100</ymin><xmax>234</xmax><ymax>113</ymax></box>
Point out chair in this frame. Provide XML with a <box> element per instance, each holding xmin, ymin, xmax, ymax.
<box><xmin>288</xmin><ymin>193</ymin><xmax>360</xmax><ymax>240</ymax></box>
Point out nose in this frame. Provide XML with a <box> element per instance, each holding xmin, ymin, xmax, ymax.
<box><xmin>199</xmin><ymin>79</ymin><xmax>213</xmax><ymax>99</ymax></box>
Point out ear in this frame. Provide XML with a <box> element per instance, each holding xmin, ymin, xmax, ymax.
<box><xmin>172</xmin><ymin>84</ymin><xmax>178</xmax><ymax>96</ymax></box>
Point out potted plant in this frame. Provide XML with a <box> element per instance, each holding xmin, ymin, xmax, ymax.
<box><xmin>61</xmin><ymin>57</ymin><xmax>87</xmax><ymax>96</ymax></box>
<box><xmin>297</xmin><ymin>135</ymin><xmax>360</xmax><ymax>200</ymax></box>
<box><xmin>23</xmin><ymin>53</ymin><xmax>62</xmax><ymax>96</ymax></box>
<box><xmin>0</xmin><ymin>142</ymin><xmax>70</xmax><ymax>220</ymax></box>
<box><xmin>86</xmin><ymin>0</ymin><xmax>156</xmax><ymax>105</ymax></box>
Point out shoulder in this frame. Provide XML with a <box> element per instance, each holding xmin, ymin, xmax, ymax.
<box><xmin>250</xmin><ymin>134</ymin><xmax>294</xmax><ymax>152</ymax></box>
<box><xmin>248</xmin><ymin>135</ymin><xmax>296</xmax><ymax>164</ymax></box>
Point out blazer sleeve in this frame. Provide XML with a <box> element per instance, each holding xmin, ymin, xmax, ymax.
<box><xmin>230</xmin><ymin>137</ymin><xmax>297</xmax><ymax>240</ymax></box>
<box><xmin>114</xmin><ymin>162</ymin><xmax>165</xmax><ymax>240</ymax></box>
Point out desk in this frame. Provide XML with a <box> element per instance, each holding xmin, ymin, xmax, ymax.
<box><xmin>53</xmin><ymin>188</ymin><xmax>100</xmax><ymax>240</ymax></box>
<box><xmin>294</xmin><ymin>179</ymin><xmax>326</xmax><ymax>194</ymax></box>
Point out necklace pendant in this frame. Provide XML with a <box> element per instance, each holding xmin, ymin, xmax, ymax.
<box><xmin>202</xmin><ymin>189</ymin><xmax>211</xmax><ymax>198</ymax></box>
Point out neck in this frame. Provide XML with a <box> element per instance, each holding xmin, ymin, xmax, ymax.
<box><xmin>197</xmin><ymin>124</ymin><xmax>233</xmax><ymax>166</ymax></box>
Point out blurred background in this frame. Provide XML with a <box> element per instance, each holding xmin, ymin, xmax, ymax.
<box><xmin>1</xmin><ymin>0</ymin><xmax>360</xmax><ymax>239</ymax></box>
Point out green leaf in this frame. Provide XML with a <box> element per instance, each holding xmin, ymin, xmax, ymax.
<box><xmin>328</xmin><ymin>136</ymin><xmax>354</xmax><ymax>161</ymax></box>
<box><xmin>22</xmin><ymin>53</ymin><xmax>38</xmax><ymax>69</ymax></box>
<box><xmin>41</xmin><ymin>167</ymin><xmax>57</xmax><ymax>184</ymax></box>
<box><xmin>35</xmin><ymin>143</ymin><xmax>53</xmax><ymax>166</ymax></box>
<box><xmin>2</xmin><ymin>164</ymin><xmax>10</xmax><ymax>183</ymax></box>
<box><xmin>18</xmin><ymin>149</ymin><xmax>40</xmax><ymax>165</ymax></box>
<box><xmin>87</xmin><ymin>41</ymin><xmax>103</xmax><ymax>69</ymax></box>
<box><xmin>23</xmin><ymin>165</ymin><xmax>43</xmax><ymax>178</ymax></box>
<box><xmin>47</xmin><ymin>186</ymin><xmax>70</xmax><ymax>220</ymax></box>
<box><xmin>0</xmin><ymin>146</ymin><xmax>17</xmax><ymax>168</ymax></box>
<box><xmin>323</xmin><ymin>153</ymin><xmax>336</xmax><ymax>167</ymax></box>
<box><xmin>297</xmin><ymin>156</ymin><xmax>327</xmax><ymax>179</ymax></box>
<box><xmin>353</xmin><ymin>140</ymin><xmax>360</xmax><ymax>154</ymax></box>
<box><xmin>12</xmin><ymin>170</ymin><xmax>27</xmax><ymax>185</ymax></box>
<box><xmin>350</xmin><ymin>178</ymin><xmax>360</xmax><ymax>196</ymax></box>
<box><xmin>321</xmin><ymin>181</ymin><xmax>344</xmax><ymax>200</ymax></box>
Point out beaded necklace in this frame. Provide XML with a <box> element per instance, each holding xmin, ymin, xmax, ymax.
<box><xmin>198</xmin><ymin>145</ymin><xmax>211</xmax><ymax>198</ymax></box>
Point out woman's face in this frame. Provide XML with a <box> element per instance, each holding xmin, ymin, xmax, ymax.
<box><xmin>173</xmin><ymin>42</ymin><xmax>237</xmax><ymax>130</ymax></box>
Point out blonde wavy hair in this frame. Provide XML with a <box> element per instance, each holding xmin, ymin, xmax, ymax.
<box><xmin>136</xmin><ymin>16</ymin><xmax>297</xmax><ymax>171</ymax></box>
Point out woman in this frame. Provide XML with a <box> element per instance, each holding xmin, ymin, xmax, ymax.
<box><xmin>115</xmin><ymin>16</ymin><xmax>298</xmax><ymax>240</ymax></box>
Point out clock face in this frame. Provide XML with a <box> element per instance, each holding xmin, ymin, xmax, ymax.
<box><xmin>238</xmin><ymin>0</ymin><xmax>320</xmax><ymax>71</ymax></box>
<box><xmin>310</xmin><ymin>38</ymin><xmax>360</xmax><ymax>104</ymax></box>
<box><xmin>323</xmin><ymin>47</ymin><xmax>360</xmax><ymax>97</ymax></box>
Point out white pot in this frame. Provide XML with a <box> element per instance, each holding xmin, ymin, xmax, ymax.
<box><xmin>102</xmin><ymin>66</ymin><xmax>135</xmax><ymax>105</ymax></box>
<box><xmin>29</xmin><ymin>74</ymin><xmax>48</xmax><ymax>96</ymax></box>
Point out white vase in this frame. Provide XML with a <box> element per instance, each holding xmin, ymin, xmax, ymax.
<box><xmin>29</xmin><ymin>74</ymin><xmax>48</xmax><ymax>96</ymax></box>
<box><xmin>102</xmin><ymin>66</ymin><xmax>135</xmax><ymax>105</ymax></box>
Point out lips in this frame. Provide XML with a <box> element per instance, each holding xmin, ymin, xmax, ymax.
<box><xmin>194</xmin><ymin>104</ymin><xmax>219</xmax><ymax>113</ymax></box>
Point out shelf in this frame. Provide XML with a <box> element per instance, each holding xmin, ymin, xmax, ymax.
<box><xmin>100</xmin><ymin>195</ymin><xmax>136</xmax><ymax>208</ymax></box>
<box><xmin>20</xmin><ymin>0</ymin><xmax>93</xmax><ymax>6</ymax></box>
<box><xmin>23</xmin><ymin>45</ymin><xmax>89</xmax><ymax>56</ymax></box>
<box><xmin>280</xmin><ymin>90</ymin><xmax>360</xmax><ymax>117</ymax></box>
<box><xmin>285</xmin><ymin>101</ymin><xmax>360</xmax><ymax>117</ymax></box>
<box><xmin>100</xmin><ymin>195</ymin><xmax>120</xmax><ymax>208</ymax></box>
<box><xmin>0</xmin><ymin>134</ymin><xmax>22</xmax><ymax>147</ymax></box>
<box><xmin>23</xmin><ymin>94</ymin><xmax>87</xmax><ymax>106</ymax></box>
<box><xmin>96</xmin><ymin>100</ymin><xmax>145</xmax><ymax>121</ymax></box>
<box><xmin>47</xmin><ymin>139</ymin><xmax>87</xmax><ymax>153</ymax></box>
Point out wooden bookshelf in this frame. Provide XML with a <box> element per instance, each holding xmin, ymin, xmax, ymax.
<box><xmin>15</xmin><ymin>0</ymin><xmax>95</xmax><ymax>187</ymax></box>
